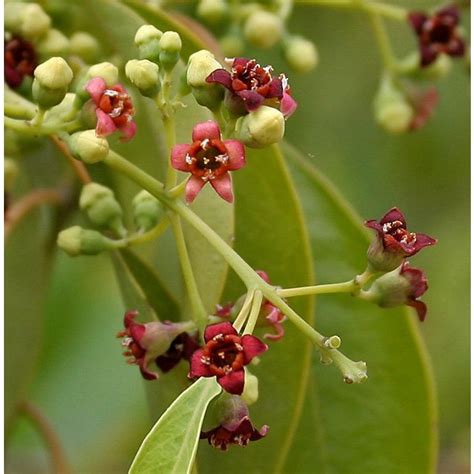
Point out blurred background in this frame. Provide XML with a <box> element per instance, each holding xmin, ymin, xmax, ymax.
<box><xmin>5</xmin><ymin>0</ymin><xmax>469</xmax><ymax>472</ymax></box>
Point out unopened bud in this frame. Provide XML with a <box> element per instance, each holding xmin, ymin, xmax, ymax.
<box><xmin>33</xmin><ymin>57</ymin><xmax>73</xmax><ymax>108</ymax></box>
<box><xmin>57</xmin><ymin>226</ymin><xmax>117</xmax><ymax>256</ymax></box>
<box><xmin>135</xmin><ymin>25</ymin><xmax>162</xmax><ymax>63</ymax></box>
<box><xmin>125</xmin><ymin>59</ymin><xmax>160</xmax><ymax>97</ymax></box>
<box><xmin>5</xmin><ymin>3</ymin><xmax>51</xmax><ymax>40</ymax></box>
<box><xmin>133</xmin><ymin>190</ymin><xmax>162</xmax><ymax>231</ymax></box>
<box><xmin>69</xmin><ymin>130</ymin><xmax>109</xmax><ymax>164</ymax></box>
<box><xmin>235</xmin><ymin>106</ymin><xmax>285</xmax><ymax>148</ymax></box>
<box><xmin>37</xmin><ymin>29</ymin><xmax>70</xmax><ymax>57</ymax></box>
<box><xmin>284</xmin><ymin>36</ymin><xmax>318</xmax><ymax>73</ymax></box>
<box><xmin>197</xmin><ymin>0</ymin><xmax>229</xmax><ymax>23</ymax></box>
<box><xmin>374</xmin><ymin>76</ymin><xmax>414</xmax><ymax>134</ymax></box>
<box><xmin>244</xmin><ymin>10</ymin><xmax>283</xmax><ymax>49</ymax></box>
<box><xmin>79</xmin><ymin>183</ymin><xmax>124</xmax><ymax>234</ymax></box>
<box><xmin>241</xmin><ymin>370</ymin><xmax>259</xmax><ymax>406</ymax></box>
<box><xmin>420</xmin><ymin>53</ymin><xmax>452</xmax><ymax>80</ymax></box>
<box><xmin>70</xmin><ymin>32</ymin><xmax>100</xmax><ymax>63</ymax></box>
<box><xmin>86</xmin><ymin>62</ymin><xmax>119</xmax><ymax>86</ymax></box>
<box><xmin>159</xmin><ymin>31</ymin><xmax>182</xmax><ymax>70</ymax></box>
<box><xmin>220</xmin><ymin>34</ymin><xmax>245</xmax><ymax>58</ymax></box>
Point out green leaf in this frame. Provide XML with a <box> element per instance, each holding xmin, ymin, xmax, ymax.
<box><xmin>197</xmin><ymin>144</ymin><xmax>315</xmax><ymax>471</ymax></box>
<box><xmin>129</xmin><ymin>378</ymin><xmax>221</xmax><ymax>474</ymax></box>
<box><xmin>280</xmin><ymin>141</ymin><xmax>437</xmax><ymax>473</ymax></box>
<box><xmin>120</xmin><ymin>248</ymin><xmax>180</xmax><ymax>320</ymax></box>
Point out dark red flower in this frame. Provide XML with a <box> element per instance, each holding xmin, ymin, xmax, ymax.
<box><xmin>189</xmin><ymin>322</ymin><xmax>267</xmax><ymax>395</ymax></box>
<box><xmin>85</xmin><ymin>77</ymin><xmax>136</xmax><ymax>142</ymax></box>
<box><xmin>171</xmin><ymin>120</ymin><xmax>245</xmax><ymax>203</ymax></box>
<box><xmin>117</xmin><ymin>310</ymin><xmax>195</xmax><ymax>380</ymax></box>
<box><xmin>365</xmin><ymin>207</ymin><xmax>437</xmax><ymax>271</ymax></box>
<box><xmin>400</xmin><ymin>262</ymin><xmax>429</xmax><ymax>321</ymax></box>
<box><xmin>407</xmin><ymin>85</ymin><xmax>439</xmax><ymax>131</ymax></box>
<box><xmin>4</xmin><ymin>36</ymin><xmax>37</xmax><ymax>88</ymax></box>
<box><xmin>155</xmin><ymin>332</ymin><xmax>200</xmax><ymax>373</ymax></box>
<box><xmin>408</xmin><ymin>5</ymin><xmax>465</xmax><ymax>67</ymax></box>
<box><xmin>206</xmin><ymin>57</ymin><xmax>297</xmax><ymax>118</ymax></box>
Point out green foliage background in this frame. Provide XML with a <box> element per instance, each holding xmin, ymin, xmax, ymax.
<box><xmin>5</xmin><ymin>1</ymin><xmax>469</xmax><ymax>473</ymax></box>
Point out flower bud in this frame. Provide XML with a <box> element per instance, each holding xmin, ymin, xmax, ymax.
<box><xmin>5</xmin><ymin>3</ymin><xmax>51</xmax><ymax>40</ymax></box>
<box><xmin>70</xmin><ymin>32</ymin><xmax>100</xmax><ymax>63</ymax></box>
<box><xmin>235</xmin><ymin>106</ymin><xmax>285</xmax><ymax>148</ymax></box>
<box><xmin>135</xmin><ymin>25</ymin><xmax>163</xmax><ymax>63</ymax></box>
<box><xmin>37</xmin><ymin>29</ymin><xmax>70</xmax><ymax>57</ymax></box>
<box><xmin>373</xmin><ymin>76</ymin><xmax>414</xmax><ymax>134</ymax></box>
<box><xmin>86</xmin><ymin>62</ymin><xmax>119</xmax><ymax>86</ymax></box>
<box><xmin>32</xmin><ymin>57</ymin><xmax>73</xmax><ymax>108</ymax></box>
<box><xmin>197</xmin><ymin>0</ymin><xmax>229</xmax><ymax>23</ymax></box>
<box><xmin>420</xmin><ymin>53</ymin><xmax>452</xmax><ymax>80</ymax></box>
<box><xmin>132</xmin><ymin>190</ymin><xmax>162</xmax><ymax>231</ymax></box>
<box><xmin>57</xmin><ymin>226</ymin><xmax>116</xmax><ymax>256</ymax></box>
<box><xmin>69</xmin><ymin>130</ymin><xmax>110</xmax><ymax>164</ymax></box>
<box><xmin>241</xmin><ymin>370</ymin><xmax>259</xmax><ymax>406</ymax></box>
<box><xmin>219</xmin><ymin>34</ymin><xmax>245</xmax><ymax>58</ymax></box>
<box><xmin>244</xmin><ymin>10</ymin><xmax>283</xmax><ymax>49</ymax></box>
<box><xmin>159</xmin><ymin>31</ymin><xmax>182</xmax><ymax>70</ymax></box>
<box><xmin>79</xmin><ymin>183</ymin><xmax>124</xmax><ymax>234</ymax></box>
<box><xmin>125</xmin><ymin>59</ymin><xmax>160</xmax><ymax>97</ymax></box>
<box><xmin>283</xmin><ymin>36</ymin><xmax>318</xmax><ymax>73</ymax></box>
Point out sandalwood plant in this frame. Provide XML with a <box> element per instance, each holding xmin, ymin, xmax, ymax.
<box><xmin>4</xmin><ymin>1</ymin><xmax>469</xmax><ymax>473</ymax></box>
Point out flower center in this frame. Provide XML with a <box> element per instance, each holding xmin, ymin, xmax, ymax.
<box><xmin>186</xmin><ymin>139</ymin><xmax>229</xmax><ymax>181</ymax></box>
<box><xmin>4</xmin><ymin>36</ymin><xmax>37</xmax><ymax>87</ymax></box>
<box><xmin>383</xmin><ymin>220</ymin><xmax>417</xmax><ymax>246</ymax></box>
<box><xmin>100</xmin><ymin>89</ymin><xmax>134</xmax><ymax>123</ymax></box>
<box><xmin>231</xmin><ymin>59</ymin><xmax>273</xmax><ymax>94</ymax></box>
<box><xmin>201</xmin><ymin>334</ymin><xmax>245</xmax><ymax>376</ymax></box>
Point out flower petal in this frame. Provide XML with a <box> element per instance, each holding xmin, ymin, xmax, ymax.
<box><xmin>223</xmin><ymin>140</ymin><xmax>246</xmax><ymax>170</ymax></box>
<box><xmin>420</xmin><ymin>45</ymin><xmax>438</xmax><ymax>67</ymax></box>
<box><xmin>119</xmin><ymin>120</ymin><xmax>137</xmax><ymax>142</ymax></box>
<box><xmin>189</xmin><ymin>349</ymin><xmax>212</xmax><ymax>377</ymax></box>
<box><xmin>204</xmin><ymin>321</ymin><xmax>237</xmax><ymax>342</ymax></box>
<box><xmin>241</xmin><ymin>334</ymin><xmax>268</xmax><ymax>363</ymax></box>
<box><xmin>138</xmin><ymin>358</ymin><xmax>159</xmax><ymax>380</ymax></box>
<box><xmin>380</xmin><ymin>207</ymin><xmax>406</xmax><ymax>227</ymax></box>
<box><xmin>236</xmin><ymin>90</ymin><xmax>265</xmax><ymax>111</ymax></box>
<box><xmin>408</xmin><ymin>12</ymin><xmax>428</xmax><ymax>35</ymax></box>
<box><xmin>218</xmin><ymin>369</ymin><xmax>245</xmax><ymax>395</ymax></box>
<box><xmin>171</xmin><ymin>144</ymin><xmax>191</xmax><ymax>171</ymax></box>
<box><xmin>185</xmin><ymin>176</ymin><xmax>206</xmax><ymax>204</ymax></box>
<box><xmin>280</xmin><ymin>92</ymin><xmax>298</xmax><ymax>118</ymax></box>
<box><xmin>210</xmin><ymin>173</ymin><xmax>234</xmax><ymax>203</ymax></box>
<box><xmin>412</xmin><ymin>233</ymin><xmax>437</xmax><ymax>253</ymax></box>
<box><xmin>267</xmin><ymin>77</ymin><xmax>284</xmax><ymax>99</ymax></box>
<box><xmin>206</xmin><ymin>69</ymin><xmax>233</xmax><ymax>89</ymax></box>
<box><xmin>192</xmin><ymin>120</ymin><xmax>221</xmax><ymax>142</ymax></box>
<box><xmin>407</xmin><ymin>299</ymin><xmax>427</xmax><ymax>322</ymax></box>
<box><xmin>85</xmin><ymin>77</ymin><xmax>107</xmax><ymax>104</ymax></box>
<box><xmin>95</xmin><ymin>109</ymin><xmax>117</xmax><ymax>137</ymax></box>
<box><xmin>446</xmin><ymin>37</ymin><xmax>465</xmax><ymax>57</ymax></box>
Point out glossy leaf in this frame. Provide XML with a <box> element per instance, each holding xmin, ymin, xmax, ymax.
<box><xmin>129</xmin><ymin>378</ymin><xmax>221</xmax><ymax>474</ymax></box>
<box><xmin>279</xmin><ymin>141</ymin><xmax>437</xmax><ymax>473</ymax></box>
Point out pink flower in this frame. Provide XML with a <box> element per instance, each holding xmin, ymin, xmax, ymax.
<box><xmin>171</xmin><ymin>120</ymin><xmax>246</xmax><ymax>203</ymax></box>
<box><xmin>206</xmin><ymin>57</ymin><xmax>297</xmax><ymax>118</ymax></box>
<box><xmin>408</xmin><ymin>5</ymin><xmax>465</xmax><ymax>67</ymax></box>
<box><xmin>189</xmin><ymin>322</ymin><xmax>267</xmax><ymax>395</ymax></box>
<box><xmin>85</xmin><ymin>77</ymin><xmax>136</xmax><ymax>142</ymax></box>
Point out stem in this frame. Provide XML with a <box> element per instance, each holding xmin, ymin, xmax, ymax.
<box><xmin>20</xmin><ymin>401</ymin><xmax>72</xmax><ymax>474</ymax></box>
<box><xmin>4</xmin><ymin>116</ymin><xmax>82</xmax><ymax>136</ymax></box>
<box><xmin>366</xmin><ymin>10</ymin><xmax>397</xmax><ymax>72</ymax></box>
<box><xmin>243</xmin><ymin>290</ymin><xmax>263</xmax><ymax>335</ymax></box>
<box><xmin>169</xmin><ymin>213</ymin><xmax>208</xmax><ymax>331</ymax></box>
<box><xmin>233</xmin><ymin>290</ymin><xmax>256</xmax><ymax>332</ymax></box>
<box><xmin>278</xmin><ymin>280</ymin><xmax>356</xmax><ymax>298</ymax></box>
<box><xmin>50</xmin><ymin>135</ymin><xmax>92</xmax><ymax>184</ymax></box>
<box><xmin>168</xmin><ymin>179</ymin><xmax>186</xmax><ymax>198</ymax></box>
<box><xmin>164</xmin><ymin>114</ymin><xmax>177</xmax><ymax>188</ymax></box>
<box><xmin>125</xmin><ymin>218</ymin><xmax>170</xmax><ymax>246</ymax></box>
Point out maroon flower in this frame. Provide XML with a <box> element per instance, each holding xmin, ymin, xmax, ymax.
<box><xmin>407</xmin><ymin>85</ymin><xmax>439</xmax><ymax>131</ymax></box>
<box><xmin>117</xmin><ymin>310</ymin><xmax>195</xmax><ymax>380</ymax></box>
<box><xmin>400</xmin><ymin>262</ymin><xmax>429</xmax><ymax>321</ymax></box>
<box><xmin>365</xmin><ymin>207</ymin><xmax>437</xmax><ymax>271</ymax></box>
<box><xmin>155</xmin><ymin>332</ymin><xmax>200</xmax><ymax>373</ymax></box>
<box><xmin>171</xmin><ymin>120</ymin><xmax>246</xmax><ymax>203</ymax></box>
<box><xmin>206</xmin><ymin>57</ymin><xmax>297</xmax><ymax>118</ymax></box>
<box><xmin>4</xmin><ymin>36</ymin><xmax>37</xmax><ymax>88</ymax></box>
<box><xmin>85</xmin><ymin>77</ymin><xmax>137</xmax><ymax>142</ymax></box>
<box><xmin>408</xmin><ymin>5</ymin><xmax>465</xmax><ymax>67</ymax></box>
<box><xmin>189</xmin><ymin>322</ymin><xmax>267</xmax><ymax>395</ymax></box>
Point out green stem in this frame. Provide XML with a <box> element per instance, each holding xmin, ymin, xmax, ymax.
<box><xmin>164</xmin><ymin>114</ymin><xmax>177</xmax><ymax>188</ymax></box>
<box><xmin>233</xmin><ymin>290</ymin><xmax>255</xmax><ymax>332</ymax></box>
<box><xmin>4</xmin><ymin>116</ymin><xmax>82</xmax><ymax>136</ymax></box>
<box><xmin>169</xmin><ymin>213</ymin><xmax>208</xmax><ymax>331</ymax></box>
<box><xmin>243</xmin><ymin>290</ymin><xmax>263</xmax><ymax>335</ymax></box>
<box><xmin>168</xmin><ymin>179</ymin><xmax>186</xmax><ymax>198</ymax></box>
<box><xmin>124</xmin><ymin>218</ymin><xmax>170</xmax><ymax>246</ymax></box>
<box><xmin>366</xmin><ymin>9</ymin><xmax>397</xmax><ymax>72</ymax></box>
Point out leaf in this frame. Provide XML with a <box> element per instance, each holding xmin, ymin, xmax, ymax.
<box><xmin>129</xmin><ymin>378</ymin><xmax>221</xmax><ymax>474</ymax></box>
<box><xmin>197</xmin><ymin>144</ymin><xmax>315</xmax><ymax>471</ymax></box>
<box><xmin>120</xmin><ymin>248</ymin><xmax>180</xmax><ymax>320</ymax></box>
<box><xmin>279</xmin><ymin>141</ymin><xmax>437</xmax><ymax>473</ymax></box>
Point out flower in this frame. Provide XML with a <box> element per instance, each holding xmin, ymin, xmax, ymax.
<box><xmin>189</xmin><ymin>321</ymin><xmax>267</xmax><ymax>395</ymax></box>
<box><xmin>85</xmin><ymin>77</ymin><xmax>136</xmax><ymax>142</ymax></box>
<box><xmin>206</xmin><ymin>57</ymin><xmax>297</xmax><ymax>118</ymax></box>
<box><xmin>171</xmin><ymin>120</ymin><xmax>246</xmax><ymax>203</ymax></box>
<box><xmin>155</xmin><ymin>332</ymin><xmax>200</xmax><ymax>373</ymax></box>
<box><xmin>4</xmin><ymin>36</ymin><xmax>37</xmax><ymax>88</ymax></box>
<box><xmin>408</xmin><ymin>5</ymin><xmax>465</xmax><ymax>67</ymax></box>
<box><xmin>201</xmin><ymin>394</ymin><xmax>268</xmax><ymax>451</ymax></box>
<box><xmin>365</xmin><ymin>207</ymin><xmax>437</xmax><ymax>272</ymax></box>
<box><xmin>407</xmin><ymin>85</ymin><xmax>439</xmax><ymax>131</ymax></box>
<box><xmin>117</xmin><ymin>310</ymin><xmax>195</xmax><ymax>380</ymax></box>
<box><xmin>366</xmin><ymin>262</ymin><xmax>429</xmax><ymax>321</ymax></box>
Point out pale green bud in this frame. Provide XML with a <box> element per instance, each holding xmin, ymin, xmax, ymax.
<box><xmin>5</xmin><ymin>3</ymin><xmax>51</xmax><ymax>40</ymax></box>
<box><xmin>284</xmin><ymin>36</ymin><xmax>318</xmax><ymax>73</ymax></box>
<box><xmin>69</xmin><ymin>130</ymin><xmax>110</xmax><ymax>164</ymax></box>
<box><xmin>37</xmin><ymin>29</ymin><xmax>70</xmax><ymax>57</ymax></box>
<box><xmin>374</xmin><ymin>76</ymin><xmax>414</xmax><ymax>134</ymax></box>
<box><xmin>86</xmin><ymin>62</ymin><xmax>119</xmax><ymax>86</ymax></box>
<box><xmin>33</xmin><ymin>57</ymin><xmax>73</xmax><ymax>108</ymax></box>
<box><xmin>125</xmin><ymin>59</ymin><xmax>160</xmax><ymax>97</ymax></box>
<box><xmin>159</xmin><ymin>31</ymin><xmax>182</xmax><ymax>70</ymax></box>
<box><xmin>79</xmin><ymin>183</ymin><xmax>124</xmax><ymax>233</ymax></box>
<box><xmin>197</xmin><ymin>0</ymin><xmax>229</xmax><ymax>24</ymax></box>
<box><xmin>420</xmin><ymin>54</ymin><xmax>452</xmax><ymax>80</ymax></box>
<box><xmin>135</xmin><ymin>25</ymin><xmax>162</xmax><ymax>62</ymax></box>
<box><xmin>220</xmin><ymin>34</ymin><xmax>245</xmax><ymax>58</ymax></box>
<box><xmin>133</xmin><ymin>190</ymin><xmax>162</xmax><ymax>231</ymax></box>
<box><xmin>244</xmin><ymin>10</ymin><xmax>283</xmax><ymax>49</ymax></box>
<box><xmin>57</xmin><ymin>226</ymin><xmax>116</xmax><ymax>256</ymax></box>
<box><xmin>70</xmin><ymin>32</ymin><xmax>100</xmax><ymax>63</ymax></box>
<box><xmin>241</xmin><ymin>370</ymin><xmax>259</xmax><ymax>406</ymax></box>
<box><xmin>235</xmin><ymin>106</ymin><xmax>285</xmax><ymax>148</ymax></box>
